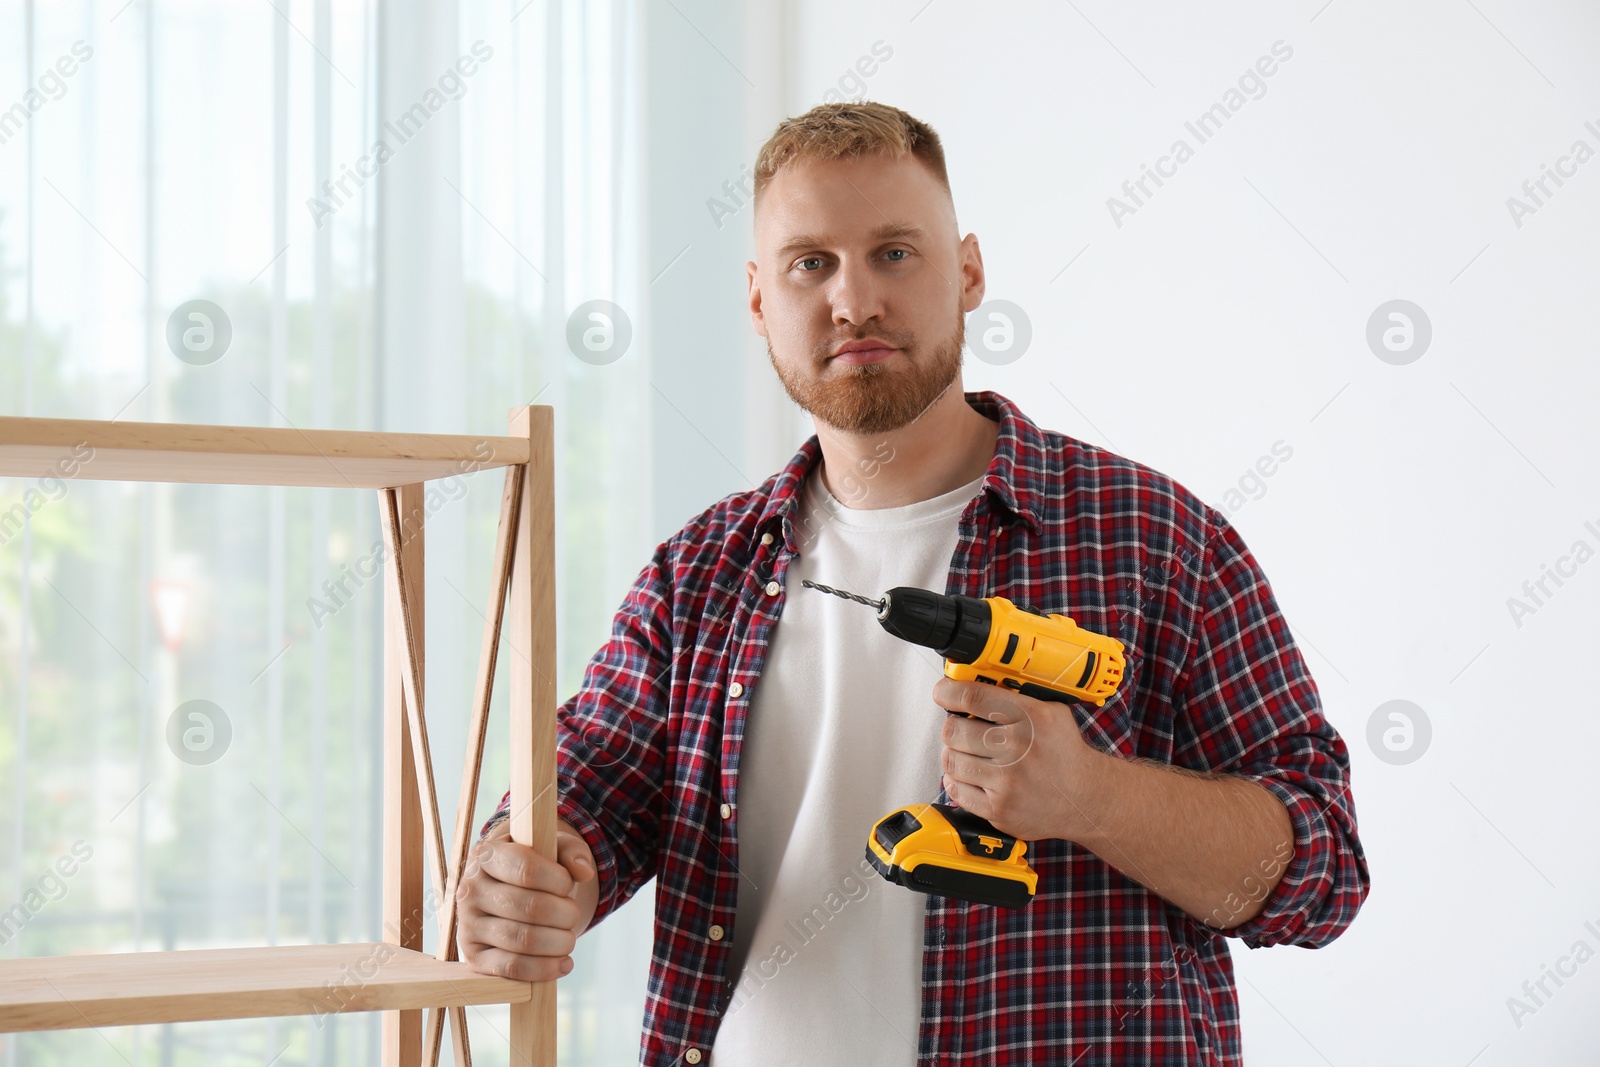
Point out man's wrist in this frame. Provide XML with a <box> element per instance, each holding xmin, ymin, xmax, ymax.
<box><xmin>478</xmin><ymin>810</ymin><xmax>510</xmax><ymax>842</ymax></box>
<box><xmin>1059</xmin><ymin>749</ymin><xmax>1223</xmax><ymax>846</ymax></box>
<box><xmin>1054</xmin><ymin>744</ymin><xmax>1124</xmax><ymax>845</ymax></box>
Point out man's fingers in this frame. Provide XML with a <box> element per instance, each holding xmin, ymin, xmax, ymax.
<box><xmin>942</xmin><ymin>712</ymin><xmax>981</xmax><ymax>753</ymax></box>
<box><xmin>944</xmin><ymin>710</ymin><xmax>1033</xmax><ymax>763</ymax></box>
<box><xmin>933</xmin><ymin>678</ymin><xmax>1030</xmax><ymax>725</ymax></box>
<box><xmin>942</xmin><ymin>775</ymin><xmax>993</xmax><ymax>821</ymax></box>
<box><xmin>462</xmin><ymin>944</ymin><xmax>574</xmax><ymax>983</ymax></box>
<box><xmin>467</xmin><ymin>915</ymin><xmax>579</xmax><ymax>960</ymax></box>
<box><xmin>943</xmin><ymin>747</ymin><xmax>994</xmax><ymax>787</ymax></box>
<box><xmin>467</xmin><ymin>881</ymin><xmax>583</xmax><ymax>930</ymax></box>
<box><xmin>475</xmin><ymin>840</ymin><xmax>576</xmax><ymax>897</ymax></box>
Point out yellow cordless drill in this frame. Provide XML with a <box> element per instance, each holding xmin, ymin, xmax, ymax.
<box><xmin>803</xmin><ymin>580</ymin><xmax>1127</xmax><ymax>909</ymax></box>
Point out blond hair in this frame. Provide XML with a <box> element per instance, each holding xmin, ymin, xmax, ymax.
<box><xmin>752</xmin><ymin>101</ymin><xmax>951</xmax><ymax>209</ymax></box>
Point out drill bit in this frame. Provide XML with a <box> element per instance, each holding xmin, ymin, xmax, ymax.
<box><xmin>801</xmin><ymin>579</ymin><xmax>887</xmax><ymax>613</ymax></box>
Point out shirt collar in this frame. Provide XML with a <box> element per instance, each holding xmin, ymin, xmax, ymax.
<box><xmin>756</xmin><ymin>389</ymin><xmax>1049</xmax><ymax>549</ymax></box>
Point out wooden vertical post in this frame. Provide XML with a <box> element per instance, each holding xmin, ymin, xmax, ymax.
<box><xmin>507</xmin><ymin>406</ymin><xmax>557</xmax><ymax>1067</ymax></box>
<box><xmin>426</xmin><ymin>466</ymin><xmax>523</xmax><ymax>1066</ymax></box>
<box><xmin>382</xmin><ymin>482</ymin><xmax>427</xmax><ymax>1067</ymax></box>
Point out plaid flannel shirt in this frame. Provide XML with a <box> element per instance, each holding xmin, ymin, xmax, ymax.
<box><xmin>483</xmin><ymin>389</ymin><xmax>1369</xmax><ymax>1066</ymax></box>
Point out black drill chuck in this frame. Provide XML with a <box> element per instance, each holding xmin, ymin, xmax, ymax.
<box><xmin>877</xmin><ymin>587</ymin><xmax>992</xmax><ymax>664</ymax></box>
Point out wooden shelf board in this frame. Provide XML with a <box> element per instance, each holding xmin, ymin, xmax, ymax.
<box><xmin>0</xmin><ymin>416</ymin><xmax>529</xmax><ymax>488</ymax></box>
<box><xmin>0</xmin><ymin>943</ymin><xmax>532</xmax><ymax>1032</ymax></box>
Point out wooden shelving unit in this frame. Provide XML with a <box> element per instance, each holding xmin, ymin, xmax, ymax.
<box><xmin>0</xmin><ymin>408</ymin><xmax>560</xmax><ymax>1067</ymax></box>
<box><xmin>0</xmin><ymin>944</ymin><xmax>531</xmax><ymax>1030</ymax></box>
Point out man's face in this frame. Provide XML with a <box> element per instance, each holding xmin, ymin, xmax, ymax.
<box><xmin>746</xmin><ymin>152</ymin><xmax>985</xmax><ymax>436</ymax></box>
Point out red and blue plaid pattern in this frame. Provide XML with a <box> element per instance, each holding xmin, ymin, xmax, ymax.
<box><xmin>485</xmin><ymin>389</ymin><xmax>1369</xmax><ymax>1065</ymax></box>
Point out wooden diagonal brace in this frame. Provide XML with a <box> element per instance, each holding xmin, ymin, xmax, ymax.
<box><xmin>378</xmin><ymin>488</ymin><xmax>451</xmax><ymax>918</ymax></box>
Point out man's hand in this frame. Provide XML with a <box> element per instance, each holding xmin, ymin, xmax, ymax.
<box><xmin>936</xmin><ymin>676</ymin><xmax>1098</xmax><ymax>842</ymax></box>
<box><xmin>933</xmin><ymin>674</ymin><xmax>1297</xmax><ymax>930</ymax></box>
<box><xmin>457</xmin><ymin>818</ymin><xmax>600</xmax><ymax>981</ymax></box>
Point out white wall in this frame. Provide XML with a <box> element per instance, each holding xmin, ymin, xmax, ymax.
<box><xmin>770</xmin><ymin>1</ymin><xmax>1600</xmax><ymax>1062</ymax></box>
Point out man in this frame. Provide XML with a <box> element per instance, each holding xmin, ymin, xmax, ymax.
<box><xmin>459</xmin><ymin>102</ymin><xmax>1369</xmax><ymax>1066</ymax></box>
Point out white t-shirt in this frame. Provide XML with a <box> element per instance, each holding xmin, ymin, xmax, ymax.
<box><xmin>711</xmin><ymin>464</ymin><xmax>985</xmax><ymax>1065</ymax></box>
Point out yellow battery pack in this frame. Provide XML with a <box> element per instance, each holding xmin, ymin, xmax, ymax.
<box><xmin>866</xmin><ymin>802</ymin><xmax>1038</xmax><ymax>909</ymax></box>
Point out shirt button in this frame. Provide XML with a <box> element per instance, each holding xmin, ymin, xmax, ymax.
<box><xmin>728</xmin><ymin>681</ymin><xmax>744</xmax><ymax>699</ymax></box>
<box><xmin>686</xmin><ymin>1050</ymin><xmax>703</xmax><ymax>1064</ymax></box>
<box><xmin>708</xmin><ymin>924</ymin><xmax>725</xmax><ymax>942</ymax></box>
<box><xmin>760</xmin><ymin>532</ymin><xmax>774</xmax><ymax>546</ymax></box>
<box><xmin>764</xmin><ymin>580</ymin><xmax>781</xmax><ymax>596</ymax></box>
<box><xmin>719</xmin><ymin>803</ymin><xmax>732</xmax><ymax>819</ymax></box>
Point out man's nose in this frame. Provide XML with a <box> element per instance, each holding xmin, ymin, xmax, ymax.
<box><xmin>830</xmin><ymin>257</ymin><xmax>887</xmax><ymax>327</ymax></box>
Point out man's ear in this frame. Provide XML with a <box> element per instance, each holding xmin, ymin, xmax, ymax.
<box><xmin>960</xmin><ymin>233</ymin><xmax>986</xmax><ymax>313</ymax></box>
<box><xmin>746</xmin><ymin>260</ymin><xmax>768</xmax><ymax>337</ymax></box>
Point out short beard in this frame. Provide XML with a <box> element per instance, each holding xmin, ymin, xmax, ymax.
<box><xmin>767</xmin><ymin>302</ymin><xmax>965</xmax><ymax>436</ymax></box>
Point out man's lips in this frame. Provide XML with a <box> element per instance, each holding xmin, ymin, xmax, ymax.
<box><xmin>830</xmin><ymin>346</ymin><xmax>897</xmax><ymax>365</ymax></box>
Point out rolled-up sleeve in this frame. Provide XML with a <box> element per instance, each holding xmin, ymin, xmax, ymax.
<box><xmin>480</xmin><ymin>541</ymin><xmax>676</xmax><ymax>928</ymax></box>
<box><xmin>1169</xmin><ymin>508</ymin><xmax>1370</xmax><ymax>949</ymax></box>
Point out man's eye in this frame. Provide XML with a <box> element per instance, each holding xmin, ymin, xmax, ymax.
<box><xmin>797</xmin><ymin>257</ymin><xmax>824</xmax><ymax>272</ymax></box>
<box><xmin>884</xmin><ymin>249</ymin><xmax>910</xmax><ymax>262</ymax></box>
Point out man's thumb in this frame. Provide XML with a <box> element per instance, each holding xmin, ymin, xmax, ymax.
<box><xmin>557</xmin><ymin>833</ymin><xmax>595</xmax><ymax>883</ymax></box>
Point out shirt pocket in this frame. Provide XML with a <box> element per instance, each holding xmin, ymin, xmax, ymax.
<box><xmin>681</xmin><ymin>579</ymin><xmax>743</xmax><ymax>710</ymax></box>
<box><xmin>699</xmin><ymin>578</ymin><xmax>744</xmax><ymax>631</ymax></box>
